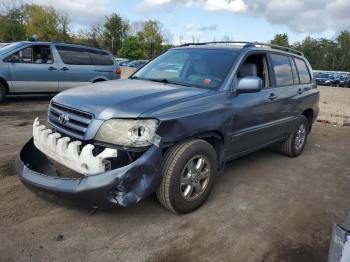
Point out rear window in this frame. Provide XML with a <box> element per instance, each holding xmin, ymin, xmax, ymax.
<box><xmin>270</xmin><ymin>54</ymin><xmax>294</xmax><ymax>87</ymax></box>
<box><xmin>294</xmin><ymin>58</ymin><xmax>311</xmax><ymax>84</ymax></box>
<box><xmin>56</xmin><ymin>46</ymin><xmax>93</xmax><ymax>65</ymax></box>
<box><xmin>87</xmin><ymin>50</ymin><xmax>114</xmax><ymax>65</ymax></box>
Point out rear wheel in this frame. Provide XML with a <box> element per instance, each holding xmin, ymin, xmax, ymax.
<box><xmin>0</xmin><ymin>83</ymin><xmax>6</xmax><ymax>103</ymax></box>
<box><xmin>156</xmin><ymin>139</ymin><xmax>217</xmax><ymax>214</ymax></box>
<box><xmin>279</xmin><ymin>116</ymin><xmax>309</xmax><ymax>157</ymax></box>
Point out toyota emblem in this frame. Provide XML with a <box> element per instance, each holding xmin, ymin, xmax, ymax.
<box><xmin>58</xmin><ymin>113</ymin><xmax>69</xmax><ymax>125</ymax></box>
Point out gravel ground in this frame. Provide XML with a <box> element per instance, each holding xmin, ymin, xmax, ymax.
<box><xmin>0</xmin><ymin>90</ymin><xmax>350</xmax><ymax>262</ymax></box>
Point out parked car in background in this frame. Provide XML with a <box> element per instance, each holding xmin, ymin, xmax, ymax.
<box><xmin>125</xmin><ymin>59</ymin><xmax>149</xmax><ymax>69</ymax></box>
<box><xmin>330</xmin><ymin>74</ymin><xmax>341</xmax><ymax>87</ymax></box>
<box><xmin>339</xmin><ymin>74</ymin><xmax>350</xmax><ymax>87</ymax></box>
<box><xmin>315</xmin><ymin>72</ymin><xmax>332</xmax><ymax>86</ymax></box>
<box><xmin>16</xmin><ymin>41</ymin><xmax>319</xmax><ymax>214</ymax></box>
<box><xmin>0</xmin><ymin>41</ymin><xmax>120</xmax><ymax>102</ymax></box>
<box><xmin>115</xmin><ymin>57</ymin><xmax>129</xmax><ymax>66</ymax></box>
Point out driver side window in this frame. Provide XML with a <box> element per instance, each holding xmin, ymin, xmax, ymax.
<box><xmin>6</xmin><ymin>45</ymin><xmax>53</xmax><ymax>64</ymax></box>
<box><xmin>237</xmin><ymin>54</ymin><xmax>270</xmax><ymax>88</ymax></box>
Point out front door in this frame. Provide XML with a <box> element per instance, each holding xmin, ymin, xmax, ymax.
<box><xmin>229</xmin><ymin>52</ymin><xmax>298</xmax><ymax>157</ymax></box>
<box><xmin>7</xmin><ymin>44</ymin><xmax>58</xmax><ymax>93</ymax></box>
<box><xmin>228</xmin><ymin>53</ymin><xmax>284</xmax><ymax>156</ymax></box>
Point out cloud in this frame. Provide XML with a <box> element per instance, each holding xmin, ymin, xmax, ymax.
<box><xmin>204</xmin><ymin>0</ymin><xmax>247</xmax><ymax>13</ymax></box>
<box><xmin>189</xmin><ymin>24</ymin><xmax>218</xmax><ymax>31</ymax></box>
<box><xmin>136</xmin><ymin>0</ymin><xmax>350</xmax><ymax>34</ymax></box>
<box><xmin>23</xmin><ymin>0</ymin><xmax>108</xmax><ymax>26</ymax></box>
<box><xmin>183</xmin><ymin>23</ymin><xmax>218</xmax><ymax>42</ymax></box>
<box><xmin>137</xmin><ymin>0</ymin><xmax>246</xmax><ymax>14</ymax></box>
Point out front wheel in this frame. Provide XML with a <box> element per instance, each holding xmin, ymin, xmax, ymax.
<box><xmin>279</xmin><ymin>116</ymin><xmax>309</xmax><ymax>157</ymax></box>
<box><xmin>156</xmin><ymin>139</ymin><xmax>218</xmax><ymax>214</ymax></box>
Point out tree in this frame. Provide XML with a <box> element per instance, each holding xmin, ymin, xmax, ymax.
<box><xmin>74</xmin><ymin>23</ymin><xmax>104</xmax><ymax>48</ymax></box>
<box><xmin>0</xmin><ymin>1</ymin><xmax>26</xmax><ymax>41</ymax></box>
<box><xmin>270</xmin><ymin>33</ymin><xmax>289</xmax><ymax>47</ymax></box>
<box><xmin>24</xmin><ymin>4</ymin><xmax>71</xmax><ymax>41</ymax></box>
<box><xmin>137</xmin><ymin>20</ymin><xmax>164</xmax><ymax>59</ymax></box>
<box><xmin>336</xmin><ymin>31</ymin><xmax>350</xmax><ymax>71</ymax></box>
<box><xmin>103</xmin><ymin>14</ymin><xmax>129</xmax><ymax>56</ymax></box>
<box><xmin>294</xmin><ymin>37</ymin><xmax>338</xmax><ymax>70</ymax></box>
<box><xmin>119</xmin><ymin>36</ymin><xmax>143</xmax><ymax>59</ymax></box>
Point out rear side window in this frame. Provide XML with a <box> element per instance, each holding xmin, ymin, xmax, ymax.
<box><xmin>270</xmin><ymin>54</ymin><xmax>293</xmax><ymax>87</ymax></box>
<box><xmin>56</xmin><ymin>46</ymin><xmax>93</xmax><ymax>65</ymax></box>
<box><xmin>87</xmin><ymin>50</ymin><xmax>114</xmax><ymax>66</ymax></box>
<box><xmin>289</xmin><ymin>57</ymin><xmax>300</xmax><ymax>85</ymax></box>
<box><xmin>294</xmin><ymin>58</ymin><xmax>311</xmax><ymax>84</ymax></box>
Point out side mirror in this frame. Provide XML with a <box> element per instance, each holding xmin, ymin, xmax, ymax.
<box><xmin>236</xmin><ymin>76</ymin><xmax>262</xmax><ymax>94</ymax></box>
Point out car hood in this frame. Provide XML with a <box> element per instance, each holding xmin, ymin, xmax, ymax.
<box><xmin>53</xmin><ymin>79</ymin><xmax>211</xmax><ymax>120</ymax></box>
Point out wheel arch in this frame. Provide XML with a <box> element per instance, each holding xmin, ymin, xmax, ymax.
<box><xmin>301</xmin><ymin>108</ymin><xmax>314</xmax><ymax>132</ymax></box>
<box><xmin>191</xmin><ymin>131</ymin><xmax>226</xmax><ymax>172</ymax></box>
<box><xmin>0</xmin><ymin>77</ymin><xmax>9</xmax><ymax>94</ymax></box>
<box><xmin>92</xmin><ymin>77</ymin><xmax>108</xmax><ymax>83</ymax></box>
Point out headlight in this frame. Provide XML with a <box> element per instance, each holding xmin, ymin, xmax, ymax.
<box><xmin>95</xmin><ymin>119</ymin><xmax>159</xmax><ymax>147</ymax></box>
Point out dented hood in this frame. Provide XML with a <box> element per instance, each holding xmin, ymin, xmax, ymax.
<box><xmin>53</xmin><ymin>79</ymin><xmax>210</xmax><ymax>120</ymax></box>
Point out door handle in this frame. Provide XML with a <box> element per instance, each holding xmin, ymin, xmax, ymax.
<box><xmin>297</xmin><ymin>88</ymin><xmax>304</xmax><ymax>94</ymax></box>
<box><xmin>48</xmin><ymin>66</ymin><xmax>57</xmax><ymax>71</ymax></box>
<box><xmin>60</xmin><ymin>67</ymin><xmax>69</xmax><ymax>71</ymax></box>
<box><xmin>268</xmin><ymin>93</ymin><xmax>278</xmax><ymax>101</ymax></box>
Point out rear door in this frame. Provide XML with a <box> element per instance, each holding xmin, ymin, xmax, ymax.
<box><xmin>55</xmin><ymin>45</ymin><xmax>96</xmax><ymax>91</ymax></box>
<box><xmin>264</xmin><ymin>53</ymin><xmax>301</xmax><ymax>137</ymax></box>
<box><xmin>293</xmin><ymin>57</ymin><xmax>314</xmax><ymax>112</ymax></box>
<box><xmin>7</xmin><ymin>44</ymin><xmax>58</xmax><ymax>93</ymax></box>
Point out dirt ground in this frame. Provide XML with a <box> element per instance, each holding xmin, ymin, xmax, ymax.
<box><xmin>0</xmin><ymin>89</ymin><xmax>350</xmax><ymax>262</ymax></box>
<box><xmin>318</xmin><ymin>86</ymin><xmax>350</xmax><ymax>126</ymax></box>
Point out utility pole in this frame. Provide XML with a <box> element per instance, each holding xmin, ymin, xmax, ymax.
<box><xmin>111</xmin><ymin>36</ymin><xmax>114</xmax><ymax>55</ymax></box>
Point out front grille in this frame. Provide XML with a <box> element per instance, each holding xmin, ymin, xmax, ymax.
<box><xmin>48</xmin><ymin>102</ymin><xmax>93</xmax><ymax>140</ymax></box>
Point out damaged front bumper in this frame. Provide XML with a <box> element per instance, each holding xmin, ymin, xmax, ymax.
<box><xmin>15</xmin><ymin>138</ymin><xmax>162</xmax><ymax>208</ymax></box>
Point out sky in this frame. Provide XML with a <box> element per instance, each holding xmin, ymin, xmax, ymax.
<box><xmin>23</xmin><ymin>0</ymin><xmax>350</xmax><ymax>44</ymax></box>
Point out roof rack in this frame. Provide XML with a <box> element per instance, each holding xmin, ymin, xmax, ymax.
<box><xmin>244</xmin><ymin>42</ymin><xmax>304</xmax><ymax>56</ymax></box>
<box><xmin>179</xmin><ymin>41</ymin><xmax>304</xmax><ymax>56</ymax></box>
<box><xmin>180</xmin><ymin>41</ymin><xmax>251</xmax><ymax>47</ymax></box>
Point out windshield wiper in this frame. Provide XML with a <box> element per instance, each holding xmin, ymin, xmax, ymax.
<box><xmin>144</xmin><ymin>78</ymin><xmax>194</xmax><ymax>87</ymax></box>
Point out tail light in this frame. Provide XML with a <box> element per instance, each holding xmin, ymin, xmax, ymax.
<box><xmin>115</xmin><ymin>68</ymin><xmax>121</xmax><ymax>75</ymax></box>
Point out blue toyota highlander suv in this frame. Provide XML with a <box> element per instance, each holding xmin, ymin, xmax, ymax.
<box><xmin>16</xmin><ymin>42</ymin><xmax>319</xmax><ymax>214</ymax></box>
<box><xmin>0</xmin><ymin>41</ymin><xmax>120</xmax><ymax>102</ymax></box>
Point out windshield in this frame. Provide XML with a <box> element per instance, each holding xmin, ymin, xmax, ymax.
<box><xmin>0</xmin><ymin>42</ymin><xmax>26</xmax><ymax>55</ymax></box>
<box><xmin>133</xmin><ymin>48</ymin><xmax>239</xmax><ymax>89</ymax></box>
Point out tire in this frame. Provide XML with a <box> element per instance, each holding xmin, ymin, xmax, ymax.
<box><xmin>279</xmin><ymin>116</ymin><xmax>309</xmax><ymax>157</ymax></box>
<box><xmin>156</xmin><ymin>139</ymin><xmax>218</xmax><ymax>214</ymax></box>
<box><xmin>0</xmin><ymin>83</ymin><xmax>6</xmax><ymax>103</ymax></box>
